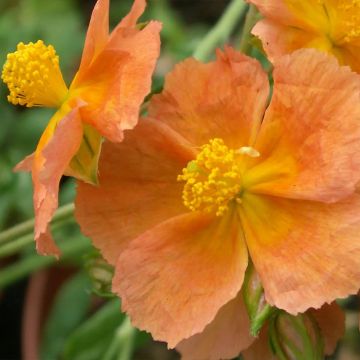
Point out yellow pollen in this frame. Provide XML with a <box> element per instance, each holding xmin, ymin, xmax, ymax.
<box><xmin>178</xmin><ymin>138</ymin><xmax>244</xmax><ymax>216</ymax></box>
<box><xmin>1</xmin><ymin>40</ymin><xmax>68</xmax><ymax>107</ymax></box>
<box><xmin>338</xmin><ymin>0</ymin><xmax>360</xmax><ymax>43</ymax></box>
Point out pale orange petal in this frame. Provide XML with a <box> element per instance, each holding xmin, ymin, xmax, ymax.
<box><xmin>149</xmin><ymin>47</ymin><xmax>269</xmax><ymax>149</ymax></box>
<box><xmin>177</xmin><ymin>293</ymin><xmax>254</xmax><ymax>360</ymax></box>
<box><xmin>247</xmin><ymin>0</ymin><xmax>325</xmax><ymax>30</ymax></box>
<box><xmin>75</xmin><ymin>48</ymin><xmax>130</xmax><ymax>142</ymax></box>
<box><xmin>252</xmin><ymin>20</ymin><xmax>333</xmax><ymax>62</ymax></box>
<box><xmin>239</xmin><ymin>192</ymin><xmax>360</xmax><ymax>314</ymax></box>
<box><xmin>242</xmin><ymin>326</ymin><xmax>276</xmax><ymax>360</ymax></box>
<box><xmin>113</xmin><ymin>210</ymin><xmax>248</xmax><ymax>347</ymax></box>
<box><xmin>75</xmin><ymin>118</ymin><xmax>194</xmax><ymax>265</ymax></box>
<box><xmin>246</xmin><ymin>49</ymin><xmax>360</xmax><ymax>203</ymax></box>
<box><xmin>14</xmin><ymin>153</ymin><xmax>35</xmax><ymax>172</ymax></box>
<box><xmin>311</xmin><ymin>302</ymin><xmax>345</xmax><ymax>355</ymax></box>
<box><xmin>33</xmin><ymin>106</ymin><xmax>83</xmax><ymax>256</ymax></box>
<box><xmin>78</xmin><ymin>0</ymin><xmax>109</xmax><ymax>73</ymax></box>
<box><xmin>116</xmin><ymin>0</ymin><xmax>146</xmax><ymax>28</ymax></box>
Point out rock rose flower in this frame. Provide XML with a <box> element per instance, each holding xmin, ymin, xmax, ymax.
<box><xmin>1</xmin><ymin>0</ymin><xmax>161</xmax><ymax>256</ymax></box>
<box><xmin>76</xmin><ymin>47</ymin><xmax>360</xmax><ymax>354</ymax></box>
<box><xmin>248</xmin><ymin>0</ymin><xmax>360</xmax><ymax>72</ymax></box>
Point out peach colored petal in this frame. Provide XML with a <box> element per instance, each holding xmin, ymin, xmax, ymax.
<box><xmin>103</xmin><ymin>19</ymin><xmax>162</xmax><ymax>133</ymax></box>
<box><xmin>14</xmin><ymin>153</ymin><xmax>35</xmax><ymax>172</ymax></box>
<box><xmin>247</xmin><ymin>0</ymin><xmax>325</xmax><ymax>30</ymax></box>
<box><xmin>239</xmin><ymin>192</ymin><xmax>360</xmax><ymax>314</ymax></box>
<box><xmin>75</xmin><ymin>49</ymin><xmax>130</xmax><ymax>142</ymax></box>
<box><xmin>246</xmin><ymin>49</ymin><xmax>360</xmax><ymax>203</ymax></box>
<box><xmin>242</xmin><ymin>326</ymin><xmax>276</xmax><ymax>360</ymax></box>
<box><xmin>310</xmin><ymin>302</ymin><xmax>345</xmax><ymax>355</ymax></box>
<box><xmin>78</xmin><ymin>0</ymin><xmax>109</xmax><ymax>73</ymax></box>
<box><xmin>252</xmin><ymin>20</ymin><xmax>333</xmax><ymax>63</ymax></box>
<box><xmin>116</xmin><ymin>0</ymin><xmax>146</xmax><ymax>28</ymax></box>
<box><xmin>74</xmin><ymin>18</ymin><xmax>161</xmax><ymax>143</ymax></box>
<box><xmin>113</xmin><ymin>210</ymin><xmax>248</xmax><ymax>347</ymax></box>
<box><xmin>33</xmin><ymin>106</ymin><xmax>83</xmax><ymax>256</ymax></box>
<box><xmin>75</xmin><ymin>118</ymin><xmax>194</xmax><ymax>265</ymax></box>
<box><xmin>149</xmin><ymin>47</ymin><xmax>269</xmax><ymax>149</ymax></box>
<box><xmin>177</xmin><ymin>293</ymin><xmax>254</xmax><ymax>360</ymax></box>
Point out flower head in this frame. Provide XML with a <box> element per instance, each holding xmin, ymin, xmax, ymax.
<box><xmin>2</xmin><ymin>0</ymin><xmax>161</xmax><ymax>256</ymax></box>
<box><xmin>75</xmin><ymin>47</ymin><xmax>360</xmax><ymax>353</ymax></box>
<box><xmin>248</xmin><ymin>0</ymin><xmax>360</xmax><ymax>72</ymax></box>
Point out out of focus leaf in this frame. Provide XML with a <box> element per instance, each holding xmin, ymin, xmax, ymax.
<box><xmin>40</xmin><ymin>271</ymin><xmax>92</xmax><ymax>360</ymax></box>
<box><xmin>63</xmin><ymin>299</ymin><xmax>125</xmax><ymax>360</ymax></box>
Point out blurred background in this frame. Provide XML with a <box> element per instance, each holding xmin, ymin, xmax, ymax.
<box><xmin>0</xmin><ymin>0</ymin><xmax>359</xmax><ymax>359</ymax></box>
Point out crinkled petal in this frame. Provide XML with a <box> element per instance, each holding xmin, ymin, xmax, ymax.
<box><xmin>33</xmin><ymin>106</ymin><xmax>83</xmax><ymax>256</ymax></box>
<box><xmin>78</xmin><ymin>0</ymin><xmax>109</xmax><ymax>72</ymax></box>
<box><xmin>247</xmin><ymin>0</ymin><xmax>326</xmax><ymax>30</ymax></box>
<box><xmin>149</xmin><ymin>46</ymin><xmax>269</xmax><ymax>148</ymax></box>
<box><xmin>239</xmin><ymin>192</ymin><xmax>360</xmax><ymax>314</ymax></box>
<box><xmin>75</xmin><ymin>118</ymin><xmax>194</xmax><ymax>265</ymax></box>
<box><xmin>177</xmin><ymin>293</ymin><xmax>254</xmax><ymax>360</ymax></box>
<box><xmin>246</xmin><ymin>49</ymin><xmax>360</xmax><ymax>203</ymax></box>
<box><xmin>113</xmin><ymin>210</ymin><xmax>248</xmax><ymax>347</ymax></box>
<box><xmin>310</xmin><ymin>302</ymin><xmax>345</xmax><ymax>355</ymax></box>
<box><xmin>74</xmin><ymin>14</ymin><xmax>161</xmax><ymax>143</ymax></box>
<box><xmin>252</xmin><ymin>20</ymin><xmax>333</xmax><ymax>62</ymax></box>
<box><xmin>14</xmin><ymin>153</ymin><xmax>35</xmax><ymax>172</ymax></box>
<box><xmin>116</xmin><ymin>0</ymin><xmax>146</xmax><ymax>28</ymax></box>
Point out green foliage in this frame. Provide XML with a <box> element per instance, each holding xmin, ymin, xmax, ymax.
<box><xmin>40</xmin><ymin>271</ymin><xmax>92</xmax><ymax>360</ymax></box>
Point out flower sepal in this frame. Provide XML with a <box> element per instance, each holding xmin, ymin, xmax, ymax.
<box><xmin>66</xmin><ymin>123</ymin><xmax>102</xmax><ymax>185</ymax></box>
<box><xmin>242</xmin><ymin>262</ymin><xmax>275</xmax><ymax>336</ymax></box>
<box><xmin>269</xmin><ymin>311</ymin><xmax>325</xmax><ymax>360</ymax></box>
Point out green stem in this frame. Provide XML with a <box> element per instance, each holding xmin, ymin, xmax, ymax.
<box><xmin>0</xmin><ymin>219</ymin><xmax>74</xmax><ymax>258</ymax></box>
<box><xmin>102</xmin><ymin>317</ymin><xmax>136</xmax><ymax>360</ymax></box>
<box><xmin>0</xmin><ymin>203</ymin><xmax>75</xmax><ymax>245</ymax></box>
<box><xmin>239</xmin><ymin>4</ymin><xmax>258</xmax><ymax>54</ymax></box>
<box><xmin>0</xmin><ymin>236</ymin><xmax>91</xmax><ymax>289</ymax></box>
<box><xmin>193</xmin><ymin>0</ymin><xmax>247</xmax><ymax>62</ymax></box>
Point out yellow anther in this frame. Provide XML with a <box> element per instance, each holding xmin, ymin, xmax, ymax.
<box><xmin>178</xmin><ymin>138</ymin><xmax>244</xmax><ymax>216</ymax></box>
<box><xmin>1</xmin><ymin>40</ymin><xmax>68</xmax><ymax>107</ymax></box>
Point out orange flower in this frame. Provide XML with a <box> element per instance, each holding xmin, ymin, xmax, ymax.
<box><xmin>247</xmin><ymin>0</ymin><xmax>360</xmax><ymax>72</ymax></box>
<box><xmin>1</xmin><ymin>0</ymin><xmax>161</xmax><ymax>256</ymax></box>
<box><xmin>76</xmin><ymin>47</ymin><xmax>360</xmax><ymax>350</ymax></box>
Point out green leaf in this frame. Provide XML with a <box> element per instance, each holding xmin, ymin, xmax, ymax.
<box><xmin>40</xmin><ymin>271</ymin><xmax>92</xmax><ymax>360</ymax></box>
<box><xmin>62</xmin><ymin>299</ymin><xmax>125</xmax><ymax>360</ymax></box>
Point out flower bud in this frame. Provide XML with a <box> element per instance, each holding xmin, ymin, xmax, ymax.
<box><xmin>242</xmin><ymin>262</ymin><xmax>275</xmax><ymax>336</ymax></box>
<box><xmin>269</xmin><ymin>311</ymin><xmax>325</xmax><ymax>360</ymax></box>
<box><xmin>85</xmin><ymin>251</ymin><xmax>114</xmax><ymax>297</ymax></box>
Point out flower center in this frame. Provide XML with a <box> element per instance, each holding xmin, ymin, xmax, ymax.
<box><xmin>178</xmin><ymin>138</ymin><xmax>259</xmax><ymax>216</ymax></box>
<box><xmin>1</xmin><ymin>40</ymin><xmax>68</xmax><ymax>108</ymax></box>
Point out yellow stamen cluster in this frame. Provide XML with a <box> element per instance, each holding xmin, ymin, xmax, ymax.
<box><xmin>178</xmin><ymin>138</ymin><xmax>243</xmax><ymax>216</ymax></box>
<box><xmin>1</xmin><ymin>40</ymin><xmax>68</xmax><ymax>107</ymax></box>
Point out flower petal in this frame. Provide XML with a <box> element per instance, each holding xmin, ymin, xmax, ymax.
<box><xmin>113</xmin><ymin>210</ymin><xmax>248</xmax><ymax>347</ymax></box>
<box><xmin>75</xmin><ymin>21</ymin><xmax>161</xmax><ymax>142</ymax></box>
<box><xmin>78</xmin><ymin>0</ymin><xmax>109</xmax><ymax>72</ymax></box>
<box><xmin>149</xmin><ymin>46</ymin><xmax>269</xmax><ymax>148</ymax></box>
<box><xmin>33</xmin><ymin>106</ymin><xmax>83</xmax><ymax>256</ymax></box>
<box><xmin>246</xmin><ymin>49</ymin><xmax>360</xmax><ymax>203</ymax></box>
<box><xmin>75</xmin><ymin>118</ymin><xmax>194</xmax><ymax>265</ymax></box>
<box><xmin>239</xmin><ymin>192</ymin><xmax>360</xmax><ymax>314</ymax></box>
<box><xmin>116</xmin><ymin>0</ymin><xmax>146</xmax><ymax>28</ymax></box>
<box><xmin>252</xmin><ymin>20</ymin><xmax>333</xmax><ymax>63</ymax></box>
<box><xmin>176</xmin><ymin>293</ymin><xmax>254</xmax><ymax>360</ymax></box>
<box><xmin>310</xmin><ymin>302</ymin><xmax>345</xmax><ymax>355</ymax></box>
<box><xmin>242</xmin><ymin>326</ymin><xmax>276</xmax><ymax>360</ymax></box>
